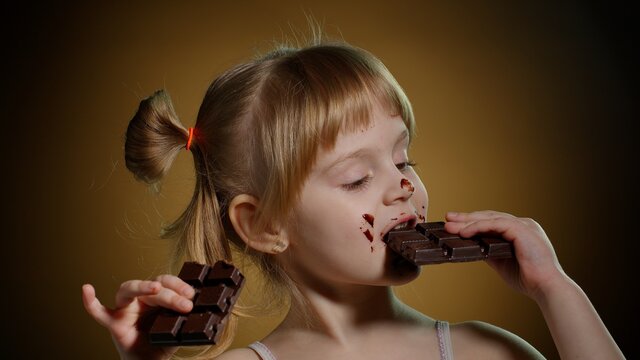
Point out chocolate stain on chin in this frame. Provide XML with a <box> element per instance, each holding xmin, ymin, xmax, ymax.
<box><xmin>401</xmin><ymin>178</ymin><xmax>415</xmax><ymax>193</ymax></box>
<box><xmin>362</xmin><ymin>213</ymin><xmax>375</xmax><ymax>227</ymax></box>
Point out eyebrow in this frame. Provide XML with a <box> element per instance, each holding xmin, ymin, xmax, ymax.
<box><xmin>323</xmin><ymin>129</ymin><xmax>409</xmax><ymax>172</ymax></box>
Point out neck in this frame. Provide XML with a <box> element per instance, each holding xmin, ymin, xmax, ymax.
<box><xmin>279</xmin><ymin>283</ymin><xmax>418</xmax><ymax>345</ymax></box>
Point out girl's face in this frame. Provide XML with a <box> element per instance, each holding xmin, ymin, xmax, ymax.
<box><xmin>283</xmin><ymin>101</ymin><xmax>428</xmax><ymax>289</ymax></box>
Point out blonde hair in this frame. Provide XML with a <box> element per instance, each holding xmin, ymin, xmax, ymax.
<box><xmin>124</xmin><ymin>37</ymin><xmax>414</xmax><ymax>358</ymax></box>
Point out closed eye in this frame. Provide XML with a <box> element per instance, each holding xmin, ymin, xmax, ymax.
<box><xmin>342</xmin><ymin>175</ymin><xmax>372</xmax><ymax>191</ymax></box>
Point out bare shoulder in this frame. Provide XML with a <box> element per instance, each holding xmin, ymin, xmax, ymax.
<box><xmin>214</xmin><ymin>347</ymin><xmax>260</xmax><ymax>360</ymax></box>
<box><xmin>450</xmin><ymin>320</ymin><xmax>546</xmax><ymax>359</ymax></box>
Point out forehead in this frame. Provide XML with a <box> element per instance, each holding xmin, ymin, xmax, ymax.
<box><xmin>313</xmin><ymin>107</ymin><xmax>409</xmax><ymax>173</ymax></box>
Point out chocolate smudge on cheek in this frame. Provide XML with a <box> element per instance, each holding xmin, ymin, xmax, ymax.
<box><xmin>418</xmin><ymin>205</ymin><xmax>426</xmax><ymax>222</ymax></box>
<box><xmin>362</xmin><ymin>213</ymin><xmax>374</xmax><ymax>227</ymax></box>
<box><xmin>401</xmin><ymin>178</ymin><xmax>415</xmax><ymax>193</ymax></box>
<box><xmin>360</xmin><ymin>214</ymin><xmax>375</xmax><ymax>243</ymax></box>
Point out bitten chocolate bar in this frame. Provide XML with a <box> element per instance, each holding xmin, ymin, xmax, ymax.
<box><xmin>385</xmin><ymin>221</ymin><xmax>514</xmax><ymax>265</ymax></box>
<box><xmin>149</xmin><ymin>261</ymin><xmax>245</xmax><ymax>346</ymax></box>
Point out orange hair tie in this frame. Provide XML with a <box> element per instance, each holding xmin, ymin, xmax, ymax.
<box><xmin>186</xmin><ymin>127</ymin><xmax>195</xmax><ymax>151</ymax></box>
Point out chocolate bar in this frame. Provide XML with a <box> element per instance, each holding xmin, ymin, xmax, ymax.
<box><xmin>385</xmin><ymin>222</ymin><xmax>514</xmax><ymax>265</ymax></box>
<box><xmin>148</xmin><ymin>261</ymin><xmax>245</xmax><ymax>346</ymax></box>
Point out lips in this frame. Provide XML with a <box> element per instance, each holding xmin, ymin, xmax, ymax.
<box><xmin>382</xmin><ymin>214</ymin><xmax>417</xmax><ymax>241</ymax></box>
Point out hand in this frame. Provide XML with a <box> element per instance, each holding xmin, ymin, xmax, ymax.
<box><xmin>444</xmin><ymin>210</ymin><xmax>568</xmax><ymax>301</ymax></box>
<box><xmin>82</xmin><ymin>275</ymin><xmax>196</xmax><ymax>360</ymax></box>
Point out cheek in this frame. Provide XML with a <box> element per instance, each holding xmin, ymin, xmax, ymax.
<box><xmin>296</xmin><ymin>198</ymin><xmax>374</xmax><ymax>249</ymax></box>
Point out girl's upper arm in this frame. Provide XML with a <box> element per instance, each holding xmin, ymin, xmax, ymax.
<box><xmin>452</xmin><ymin>321</ymin><xmax>546</xmax><ymax>360</ymax></box>
<box><xmin>215</xmin><ymin>348</ymin><xmax>261</xmax><ymax>360</ymax></box>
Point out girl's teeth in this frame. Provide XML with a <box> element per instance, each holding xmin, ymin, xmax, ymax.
<box><xmin>393</xmin><ymin>222</ymin><xmax>408</xmax><ymax>230</ymax></box>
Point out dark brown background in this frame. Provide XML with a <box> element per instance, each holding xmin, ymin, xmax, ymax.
<box><xmin>3</xmin><ymin>1</ymin><xmax>637</xmax><ymax>359</ymax></box>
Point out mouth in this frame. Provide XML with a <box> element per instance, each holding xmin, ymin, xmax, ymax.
<box><xmin>382</xmin><ymin>215</ymin><xmax>418</xmax><ymax>241</ymax></box>
<box><xmin>382</xmin><ymin>215</ymin><xmax>421</xmax><ymax>274</ymax></box>
<box><xmin>392</xmin><ymin>221</ymin><xmax>413</xmax><ymax>231</ymax></box>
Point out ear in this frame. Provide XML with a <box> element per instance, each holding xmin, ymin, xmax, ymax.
<box><xmin>228</xmin><ymin>194</ymin><xmax>288</xmax><ymax>254</ymax></box>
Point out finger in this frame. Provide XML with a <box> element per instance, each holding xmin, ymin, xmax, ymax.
<box><xmin>139</xmin><ymin>287</ymin><xmax>193</xmax><ymax>313</ymax></box>
<box><xmin>446</xmin><ymin>210</ymin><xmax>515</xmax><ymax>223</ymax></box>
<box><xmin>115</xmin><ymin>280</ymin><xmax>161</xmax><ymax>308</ymax></box>
<box><xmin>444</xmin><ymin>218</ymin><xmax>505</xmax><ymax>234</ymax></box>
<box><xmin>82</xmin><ymin>284</ymin><xmax>113</xmax><ymax>328</ymax></box>
<box><xmin>444</xmin><ymin>220</ymin><xmax>468</xmax><ymax>234</ymax></box>
<box><xmin>155</xmin><ymin>274</ymin><xmax>195</xmax><ymax>298</ymax></box>
<box><xmin>458</xmin><ymin>217</ymin><xmax>520</xmax><ymax>240</ymax></box>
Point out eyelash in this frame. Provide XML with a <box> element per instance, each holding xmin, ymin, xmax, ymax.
<box><xmin>343</xmin><ymin>175</ymin><xmax>372</xmax><ymax>191</ymax></box>
<box><xmin>396</xmin><ymin>160</ymin><xmax>417</xmax><ymax>172</ymax></box>
<box><xmin>342</xmin><ymin>160</ymin><xmax>416</xmax><ymax>191</ymax></box>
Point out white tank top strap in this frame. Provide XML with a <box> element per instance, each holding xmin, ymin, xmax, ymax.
<box><xmin>435</xmin><ymin>320</ymin><xmax>454</xmax><ymax>360</ymax></box>
<box><xmin>248</xmin><ymin>341</ymin><xmax>278</xmax><ymax>360</ymax></box>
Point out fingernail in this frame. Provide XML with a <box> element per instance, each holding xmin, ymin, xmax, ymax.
<box><xmin>179</xmin><ymin>299</ymin><xmax>192</xmax><ymax>310</ymax></box>
<box><xmin>448</xmin><ymin>212</ymin><xmax>458</xmax><ymax>217</ymax></box>
<box><xmin>182</xmin><ymin>286</ymin><xmax>195</xmax><ymax>298</ymax></box>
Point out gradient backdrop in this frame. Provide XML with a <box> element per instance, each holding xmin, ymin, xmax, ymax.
<box><xmin>4</xmin><ymin>1</ymin><xmax>637</xmax><ymax>359</ymax></box>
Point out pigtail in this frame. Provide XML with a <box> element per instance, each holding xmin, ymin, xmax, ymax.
<box><xmin>124</xmin><ymin>90</ymin><xmax>188</xmax><ymax>187</ymax></box>
<box><xmin>124</xmin><ymin>90</ymin><xmax>238</xmax><ymax>358</ymax></box>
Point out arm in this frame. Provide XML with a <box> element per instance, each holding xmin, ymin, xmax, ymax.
<box><xmin>534</xmin><ymin>274</ymin><xmax>624</xmax><ymax>359</ymax></box>
<box><xmin>445</xmin><ymin>211</ymin><xmax>625</xmax><ymax>360</ymax></box>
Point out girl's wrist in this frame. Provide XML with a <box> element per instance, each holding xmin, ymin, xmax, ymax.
<box><xmin>530</xmin><ymin>270</ymin><xmax>576</xmax><ymax>305</ymax></box>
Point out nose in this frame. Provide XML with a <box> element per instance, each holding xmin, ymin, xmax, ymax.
<box><xmin>382</xmin><ymin>175</ymin><xmax>415</xmax><ymax>205</ymax></box>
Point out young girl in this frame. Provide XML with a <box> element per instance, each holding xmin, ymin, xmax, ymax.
<box><xmin>81</xmin><ymin>37</ymin><xmax>624</xmax><ymax>360</ymax></box>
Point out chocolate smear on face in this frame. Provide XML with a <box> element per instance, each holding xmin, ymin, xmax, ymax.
<box><xmin>363</xmin><ymin>229</ymin><xmax>374</xmax><ymax>242</ymax></box>
<box><xmin>401</xmin><ymin>178</ymin><xmax>415</xmax><ymax>193</ymax></box>
<box><xmin>362</xmin><ymin>213</ymin><xmax>374</xmax><ymax>227</ymax></box>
